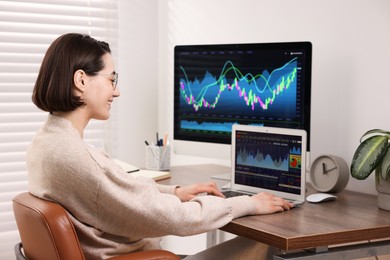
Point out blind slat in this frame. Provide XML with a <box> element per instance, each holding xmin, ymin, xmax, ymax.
<box><xmin>0</xmin><ymin>84</ymin><xmax>35</xmax><ymax>94</ymax></box>
<box><xmin>0</xmin><ymin>53</ymin><xmax>43</xmax><ymax>63</ymax></box>
<box><xmin>0</xmin><ymin>172</ymin><xmax>27</xmax><ymax>182</ymax></box>
<box><xmin>0</xmin><ymin>94</ymin><xmax>34</xmax><ymax>103</ymax></box>
<box><xmin>0</xmin><ymin>113</ymin><xmax>47</xmax><ymax>123</ymax></box>
<box><xmin>0</xmin><ymin>123</ymin><xmax>42</xmax><ymax>133</ymax></box>
<box><xmin>0</xmin><ymin>103</ymin><xmax>41</xmax><ymax>114</ymax></box>
<box><xmin>0</xmin><ymin>30</ymin><xmax>118</xmax><ymax>47</ymax></box>
<box><xmin>0</xmin><ymin>24</ymin><xmax>109</xmax><ymax>37</ymax></box>
<box><xmin>0</xmin><ymin>64</ymin><xmax>40</xmax><ymax>74</ymax></box>
<box><xmin>0</xmin><ymin>153</ymin><xmax>27</xmax><ymax>163</ymax></box>
<box><xmin>0</xmin><ymin>12</ymin><xmax>109</xmax><ymax>25</ymax></box>
<box><xmin>0</xmin><ymin>182</ymin><xmax>28</xmax><ymax>193</ymax></box>
<box><xmin>0</xmin><ymin>162</ymin><xmax>27</xmax><ymax>173</ymax></box>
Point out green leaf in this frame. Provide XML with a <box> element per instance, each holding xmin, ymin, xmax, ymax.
<box><xmin>351</xmin><ymin>135</ymin><xmax>389</xmax><ymax>180</ymax></box>
<box><xmin>379</xmin><ymin>148</ymin><xmax>390</xmax><ymax>180</ymax></box>
<box><xmin>360</xmin><ymin>129</ymin><xmax>390</xmax><ymax>143</ymax></box>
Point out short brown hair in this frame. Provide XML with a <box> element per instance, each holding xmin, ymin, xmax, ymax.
<box><xmin>32</xmin><ymin>33</ymin><xmax>111</xmax><ymax>112</ymax></box>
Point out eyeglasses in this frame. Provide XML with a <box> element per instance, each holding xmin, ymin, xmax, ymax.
<box><xmin>97</xmin><ymin>72</ymin><xmax>118</xmax><ymax>90</ymax></box>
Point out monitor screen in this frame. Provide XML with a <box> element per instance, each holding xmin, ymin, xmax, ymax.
<box><xmin>173</xmin><ymin>41</ymin><xmax>312</xmax><ymax>156</ymax></box>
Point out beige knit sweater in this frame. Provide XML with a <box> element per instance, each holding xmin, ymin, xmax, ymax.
<box><xmin>26</xmin><ymin>115</ymin><xmax>257</xmax><ymax>259</ymax></box>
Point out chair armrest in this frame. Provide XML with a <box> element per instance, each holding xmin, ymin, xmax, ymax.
<box><xmin>108</xmin><ymin>250</ymin><xmax>180</xmax><ymax>260</ymax></box>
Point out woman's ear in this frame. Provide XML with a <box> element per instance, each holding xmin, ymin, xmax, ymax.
<box><xmin>73</xmin><ymin>69</ymin><xmax>86</xmax><ymax>93</ymax></box>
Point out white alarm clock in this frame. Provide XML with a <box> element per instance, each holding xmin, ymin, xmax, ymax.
<box><xmin>309</xmin><ymin>154</ymin><xmax>350</xmax><ymax>193</ymax></box>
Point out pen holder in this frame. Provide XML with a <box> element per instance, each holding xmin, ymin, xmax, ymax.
<box><xmin>145</xmin><ymin>145</ymin><xmax>170</xmax><ymax>171</ymax></box>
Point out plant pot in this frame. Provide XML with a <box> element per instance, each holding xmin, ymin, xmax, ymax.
<box><xmin>375</xmin><ymin>169</ymin><xmax>390</xmax><ymax>211</ymax></box>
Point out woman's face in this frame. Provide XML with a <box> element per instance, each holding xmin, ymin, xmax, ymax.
<box><xmin>82</xmin><ymin>53</ymin><xmax>120</xmax><ymax>120</ymax></box>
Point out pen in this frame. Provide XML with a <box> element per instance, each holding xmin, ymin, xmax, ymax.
<box><xmin>127</xmin><ymin>169</ymin><xmax>140</xmax><ymax>173</ymax></box>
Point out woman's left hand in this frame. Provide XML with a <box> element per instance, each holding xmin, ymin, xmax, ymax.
<box><xmin>174</xmin><ymin>182</ymin><xmax>225</xmax><ymax>202</ymax></box>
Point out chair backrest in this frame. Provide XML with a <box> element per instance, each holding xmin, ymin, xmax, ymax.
<box><xmin>12</xmin><ymin>192</ymin><xmax>85</xmax><ymax>260</ymax></box>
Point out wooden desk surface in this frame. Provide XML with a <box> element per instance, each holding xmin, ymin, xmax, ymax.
<box><xmin>159</xmin><ymin>164</ymin><xmax>230</xmax><ymax>187</ymax></box>
<box><xmin>160</xmin><ymin>164</ymin><xmax>390</xmax><ymax>251</ymax></box>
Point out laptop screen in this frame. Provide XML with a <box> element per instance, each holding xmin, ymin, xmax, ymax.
<box><xmin>234</xmin><ymin>128</ymin><xmax>304</xmax><ymax>195</ymax></box>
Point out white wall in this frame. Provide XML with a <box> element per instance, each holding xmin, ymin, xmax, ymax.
<box><xmin>119</xmin><ymin>0</ymin><xmax>390</xmax><ymax>195</ymax></box>
<box><xmin>117</xmin><ymin>0</ymin><xmax>159</xmax><ymax>166</ymax></box>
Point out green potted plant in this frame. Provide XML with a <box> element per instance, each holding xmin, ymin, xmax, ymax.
<box><xmin>350</xmin><ymin>129</ymin><xmax>390</xmax><ymax>211</ymax></box>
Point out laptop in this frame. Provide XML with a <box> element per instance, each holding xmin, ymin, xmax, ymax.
<box><xmin>222</xmin><ymin>124</ymin><xmax>307</xmax><ymax>206</ymax></box>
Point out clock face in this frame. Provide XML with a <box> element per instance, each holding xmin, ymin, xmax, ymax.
<box><xmin>310</xmin><ymin>155</ymin><xmax>349</xmax><ymax>193</ymax></box>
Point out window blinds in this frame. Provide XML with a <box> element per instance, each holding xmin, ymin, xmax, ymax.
<box><xmin>0</xmin><ymin>1</ymin><xmax>118</xmax><ymax>258</ymax></box>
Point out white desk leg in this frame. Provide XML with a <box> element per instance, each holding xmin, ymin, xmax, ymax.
<box><xmin>206</xmin><ymin>230</ymin><xmax>217</xmax><ymax>248</ymax></box>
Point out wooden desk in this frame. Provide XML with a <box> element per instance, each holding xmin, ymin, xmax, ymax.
<box><xmin>160</xmin><ymin>164</ymin><xmax>390</xmax><ymax>259</ymax></box>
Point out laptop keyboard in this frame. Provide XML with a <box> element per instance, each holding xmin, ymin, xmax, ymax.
<box><xmin>222</xmin><ymin>190</ymin><xmax>252</xmax><ymax>198</ymax></box>
<box><xmin>222</xmin><ymin>190</ymin><xmax>304</xmax><ymax>206</ymax></box>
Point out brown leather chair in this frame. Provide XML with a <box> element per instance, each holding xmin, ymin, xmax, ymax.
<box><xmin>13</xmin><ymin>192</ymin><xmax>180</xmax><ymax>260</ymax></box>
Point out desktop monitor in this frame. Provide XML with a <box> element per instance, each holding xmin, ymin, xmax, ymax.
<box><xmin>173</xmin><ymin>41</ymin><xmax>312</xmax><ymax>160</ymax></box>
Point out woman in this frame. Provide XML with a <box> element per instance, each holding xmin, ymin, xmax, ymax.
<box><xmin>27</xmin><ymin>33</ymin><xmax>293</xmax><ymax>259</ymax></box>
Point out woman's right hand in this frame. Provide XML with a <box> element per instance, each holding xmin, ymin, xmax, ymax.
<box><xmin>251</xmin><ymin>192</ymin><xmax>294</xmax><ymax>214</ymax></box>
